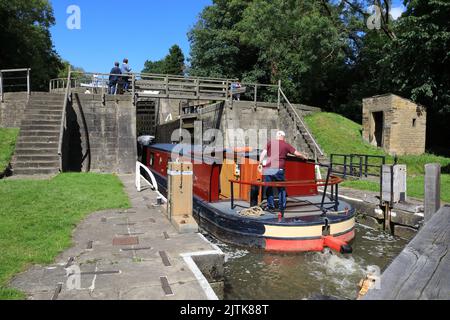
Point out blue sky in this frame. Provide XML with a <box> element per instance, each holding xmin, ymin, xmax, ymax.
<box><xmin>50</xmin><ymin>0</ymin><xmax>212</xmax><ymax>73</ymax></box>
<box><xmin>49</xmin><ymin>0</ymin><xmax>406</xmax><ymax>74</ymax></box>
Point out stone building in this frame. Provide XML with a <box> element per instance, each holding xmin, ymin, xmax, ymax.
<box><xmin>362</xmin><ymin>94</ymin><xmax>427</xmax><ymax>156</ymax></box>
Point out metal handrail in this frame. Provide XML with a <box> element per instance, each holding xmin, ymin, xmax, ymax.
<box><xmin>58</xmin><ymin>70</ymin><xmax>72</xmax><ymax>171</ymax></box>
<box><xmin>0</xmin><ymin>68</ymin><xmax>31</xmax><ymax>102</ymax></box>
<box><xmin>135</xmin><ymin>161</ymin><xmax>167</xmax><ymax>203</ymax></box>
<box><xmin>229</xmin><ymin>176</ymin><xmax>343</xmax><ymax>188</ymax></box>
<box><xmin>229</xmin><ymin>169</ymin><xmax>342</xmax><ymax>215</ymax></box>
<box><xmin>330</xmin><ymin>153</ymin><xmax>386</xmax><ymax>178</ymax></box>
<box><xmin>278</xmin><ymin>87</ymin><xmax>324</xmax><ymax>157</ymax></box>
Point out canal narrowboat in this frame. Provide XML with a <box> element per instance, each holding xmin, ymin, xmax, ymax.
<box><xmin>141</xmin><ymin>144</ymin><xmax>356</xmax><ymax>253</ymax></box>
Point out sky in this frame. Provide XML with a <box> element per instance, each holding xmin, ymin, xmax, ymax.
<box><xmin>49</xmin><ymin>0</ymin><xmax>406</xmax><ymax>74</ymax></box>
<box><xmin>49</xmin><ymin>0</ymin><xmax>212</xmax><ymax>73</ymax></box>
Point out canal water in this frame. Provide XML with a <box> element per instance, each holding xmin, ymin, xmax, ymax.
<box><xmin>212</xmin><ymin>223</ymin><xmax>407</xmax><ymax>300</ymax></box>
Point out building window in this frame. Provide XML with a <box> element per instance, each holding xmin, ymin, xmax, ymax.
<box><xmin>412</xmin><ymin>118</ymin><xmax>417</xmax><ymax>128</ymax></box>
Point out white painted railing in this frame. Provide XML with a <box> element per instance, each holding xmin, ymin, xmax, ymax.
<box><xmin>135</xmin><ymin>161</ymin><xmax>167</xmax><ymax>203</ymax></box>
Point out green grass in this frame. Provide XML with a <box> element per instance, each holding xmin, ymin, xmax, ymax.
<box><xmin>0</xmin><ymin>128</ymin><xmax>19</xmax><ymax>171</ymax></box>
<box><xmin>0</xmin><ymin>173</ymin><xmax>130</xmax><ymax>300</ymax></box>
<box><xmin>341</xmin><ymin>175</ymin><xmax>450</xmax><ymax>203</ymax></box>
<box><xmin>304</xmin><ymin>112</ymin><xmax>450</xmax><ymax>202</ymax></box>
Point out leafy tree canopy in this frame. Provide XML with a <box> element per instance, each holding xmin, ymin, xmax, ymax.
<box><xmin>188</xmin><ymin>0</ymin><xmax>450</xmax><ymax>153</ymax></box>
<box><xmin>0</xmin><ymin>0</ymin><xmax>63</xmax><ymax>90</ymax></box>
<box><xmin>142</xmin><ymin>45</ymin><xmax>186</xmax><ymax>75</ymax></box>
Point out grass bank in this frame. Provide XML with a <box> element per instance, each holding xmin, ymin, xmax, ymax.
<box><xmin>0</xmin><ymin>173</ymin><xmax>130</xmax><ymax>300</ymax></box>
<box><xmin>0</xmin><ymin>128</ymin><xmax>19</xmax><ymax>171</ymax></box>
<box><xmin>304</xmin><ymin>112</ymin><xmax>449</xmax><ymax>202</ymax></box>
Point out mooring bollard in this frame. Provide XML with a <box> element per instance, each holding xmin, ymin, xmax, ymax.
<box><xmin>424</xmin><ymin>163</ymin><xmax>441</xmax><ymax>223</ymax></box>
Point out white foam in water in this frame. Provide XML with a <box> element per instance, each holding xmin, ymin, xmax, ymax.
<box><xmin>305</xmin><ymin>249</ymin><xmax>368</xmax><ymax>295</ymax></box>
<box><xmin>362</xmin><ymin>232</ymin><xmax>397</xmax><ymax>243</ymax></box>
<box><xmin>312</xmin><ymin>249</ymin><xmax>365</xmax><ymax>276</ymax></box>
<box><xmin>223</xmin><ymin>248</ymin><xmax>249</xmax><ymax>262</ymax></box>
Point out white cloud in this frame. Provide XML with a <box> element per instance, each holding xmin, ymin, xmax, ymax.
<box><xmin>390</xmin><ymin>7</ymin><xmax>405</xmax><ymax>20</ymax></box>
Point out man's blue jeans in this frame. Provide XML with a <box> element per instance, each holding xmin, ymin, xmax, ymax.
<box><xmin>264</xmin><ymin>169</ymin><xmax>287</xmax><ymax>212</ymax></box>
<box><xmin>109</xmin><ymin>82</ymin><xmax>117</xmax><ymax>94</ymax></box>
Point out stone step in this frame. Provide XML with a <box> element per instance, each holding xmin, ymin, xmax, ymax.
<box><xmin>21</xmin><ymin>119</ymin><xmax>61</xmax><ymax>126</ymax></box>
<box><xmin>17</xmin><ymin>136</ymin><xmax>59</xmax><ymax>143</ymax></box>
<box><xmin>27</xmin><ymin>104</ymin><xmax>63</xmax><ymax>109</ymax></box>
<box><xmin>22</xmin><ymin>113</ymin><xmax>61</xmax><ymax>120</ymax></box>
<box><xmin>19</xmin><ymin>130</ymin><xmax>60</xmax><ymax>137</ymax></box>
<box><xmin>12</xmin><ymin>167</ymin><xmax>59</xmax><ymax>176</ymax></box>
<box><xmin>13</xmin><ymin>155</ymin><xmax>60</xmax><ymax>162</ymax></box>
<box><xmin>28</xmin><ymin>101</ymin><xmax>64</xmax><ymax>106</ymax></box>
<box><xmin>20</xmin><ymin>125</ymin><xmax>60</xmax><ymax>131</ymax></box>
<box><xmin>30</xmin><ymin>93</ymin><xmax>64</xmax><ymax>97</ymax></box>
<box><xmin>16</xmin><ymin>142</ymin><xmax>58</xmax><ymax>149</ymax></box>
<box><xmin>14</xmin><ymin>148</ymin><xmax>58</xmax><ymax>155</ymax></box>
<box><xmin>24</xmin><ymin>109</ymin><xmax>63</xmax><ymax>115</ymax></box>
<box><xmin>13</xmin><ymin>161</ymin><xmax>60</xmax><ymax>169</ymax></box>
<box><xmin>29</xmin><ymin>95</ymin><xmax>64</xmax><ymax>99</ymax></box>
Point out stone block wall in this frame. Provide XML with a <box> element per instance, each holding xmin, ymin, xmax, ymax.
<box><xmin>363</xmin><ymin>94</ymin><xmax>426</xmax><ymax>156</ymax></box>
<box><xmin>0</xmin><ymin>92</ymin><xmax>28</xmax><ymax>128</ymax></box>
<box><xmin>390</xmin><ymin>95</ymin><xmax>427</xmax><ymax>155</ymax></box>
<box><xmin>154</xmin><ymin>100</ymin><xmax>322</xmax><ymax>158</ymax></box>
<box><xmin>65</xmin><ymin>94</ymin><xmax>137</xmax><ymax>173</ymax></box>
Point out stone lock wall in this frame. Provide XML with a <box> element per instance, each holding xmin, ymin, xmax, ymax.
<box><xmin>155</xmin><ymin>101</ymin><xmax>321</xmax><ymax>157</ymax></box>
<box><xmin>65</xmin><ymin>94</ymin><xmax>137</xmax><ymax>173</ymax></box>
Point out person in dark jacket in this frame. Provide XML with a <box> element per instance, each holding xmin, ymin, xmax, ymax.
<box><xmin>109</xmin><ymin>62</ymin><xmax>122</xmax><ymax>94</ymax></box>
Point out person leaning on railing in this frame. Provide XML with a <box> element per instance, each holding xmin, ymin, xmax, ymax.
<box><xmin>259</xmin><ymin>131</ymin><xmax>307</xmax><ymax>213</ymax></box>
<box><xmin>121</xmin><ymin>58</ymin><xmax>132</xmax><ymax>92</ymax></box>
<box><xmin>108</xmin><ymin>62</ymin><xmax>122</xmax><ymax>94</ymax></box>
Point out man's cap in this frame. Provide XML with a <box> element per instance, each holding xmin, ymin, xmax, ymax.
<box><xmin>277</xmin><ymin>131</ymin><xmax>286</xmax><ymax>138</ymax></box>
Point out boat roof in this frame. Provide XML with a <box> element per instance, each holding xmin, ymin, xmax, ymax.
<box><xmin>148</xmin><ymin>143</ymin><xmax>261</xmax><ymax>158</ymax></box>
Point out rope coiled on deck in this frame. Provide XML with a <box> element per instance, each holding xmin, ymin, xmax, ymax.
<box><xmin>239</xmin><ymin>206</ymin><xmax>265</xmax><ymax>217</ymax></box>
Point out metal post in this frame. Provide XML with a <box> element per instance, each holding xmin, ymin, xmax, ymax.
<box><xmin>165</xmin><ymin>75</ymin><xmax>169</xmax><ymax>98</ymax></box>
<box><xmin>330</xmin><ymin>154</ymin><xmax>334</xmax><ymax>174</ymax></box>
<box><xmin>230</xmin><ymin>181</ymin><xmax>235</xmax><ymax>209</ymax></box>
<box><xmin>0</xmin><ymin>71</ymin><xmax>3</xmax><ymax>103</ymax></box>
<box><xmin>196</xmin><ymin>79</ymin><xmax>200</xmax><ymax>98</ymax></box>
<box><xmin>225</xmin><ymin>80</ymin><xmax>229</xmax><ymax>103</ymax></box>
<box><xmin>379</xmin><ymin>166</ymin><xmax>383</xmax><ymax>204</ymax></box>
<box><xmin>254</xmin><ymin>84</ymin><xmax>258</xmax><ymax>110</ymax></box>
<box><xmin>27</xmin><ymin>69</ymin><xmax>31</xmax><ymax>98</ymax></box>
<box><xmin>350</xmin><ymin>155</ymin><xmax>354</xmax><ymax>176</ymax></box>
<box><xmin>132</xmin><ymin>74</ymin><xmax>136</xmax><ymax>106</ymax></box>
<box><xmin>365</xmin><ymin>155</ymin><xmax>369</xmax><ymax>177</ymax></box>
<box><xmin>359</xmin><ymin>156</ymin><xmax>363</xmax><ymax>178</ymax></box>
<box><xmin>321</xmin><ymin>166</ymin><xmax>332</xmax><ymax>212</ymax></box>
<box><xmin>343</xmin><ymin>155</ymin><xmax>347</xmax><ymax>178</ymax></box>
<box><xmin>335</xmin><ymin>183</ymin><xmax>339</xmax><ymax>211</ymax></box>
<box><xmin>277</xmin><ymin>80</ymin><xmax>281</xmax><ymax>111</ymax></box>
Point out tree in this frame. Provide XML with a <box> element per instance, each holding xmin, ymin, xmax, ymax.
<box><xmin>58</xmin><ymin>60</ymin><xmax>85</xmax><ymax>79</ymax></box>
<box><xmin>142</xmin><ymin>45</ymin><xmax>186</xmax><ymax>75</ymax></box>
<box><xmin>187</xmin><ymin>0</ymin><xmax>259</xmax><ymax>79</ymax></box>
<box><xmin>0</xmin><ymin>0</ymin><xmax>63</xmax><ymax>91</ymax></box>
<box><xmin>188</xmin><ymin>0</ymin><xmax>449</xmax><ymax>153</ymax></box>
<box><xmin>380</xmin><ymin>0</ymin><xmax>450</xmax><ymax>153</ymax></box>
